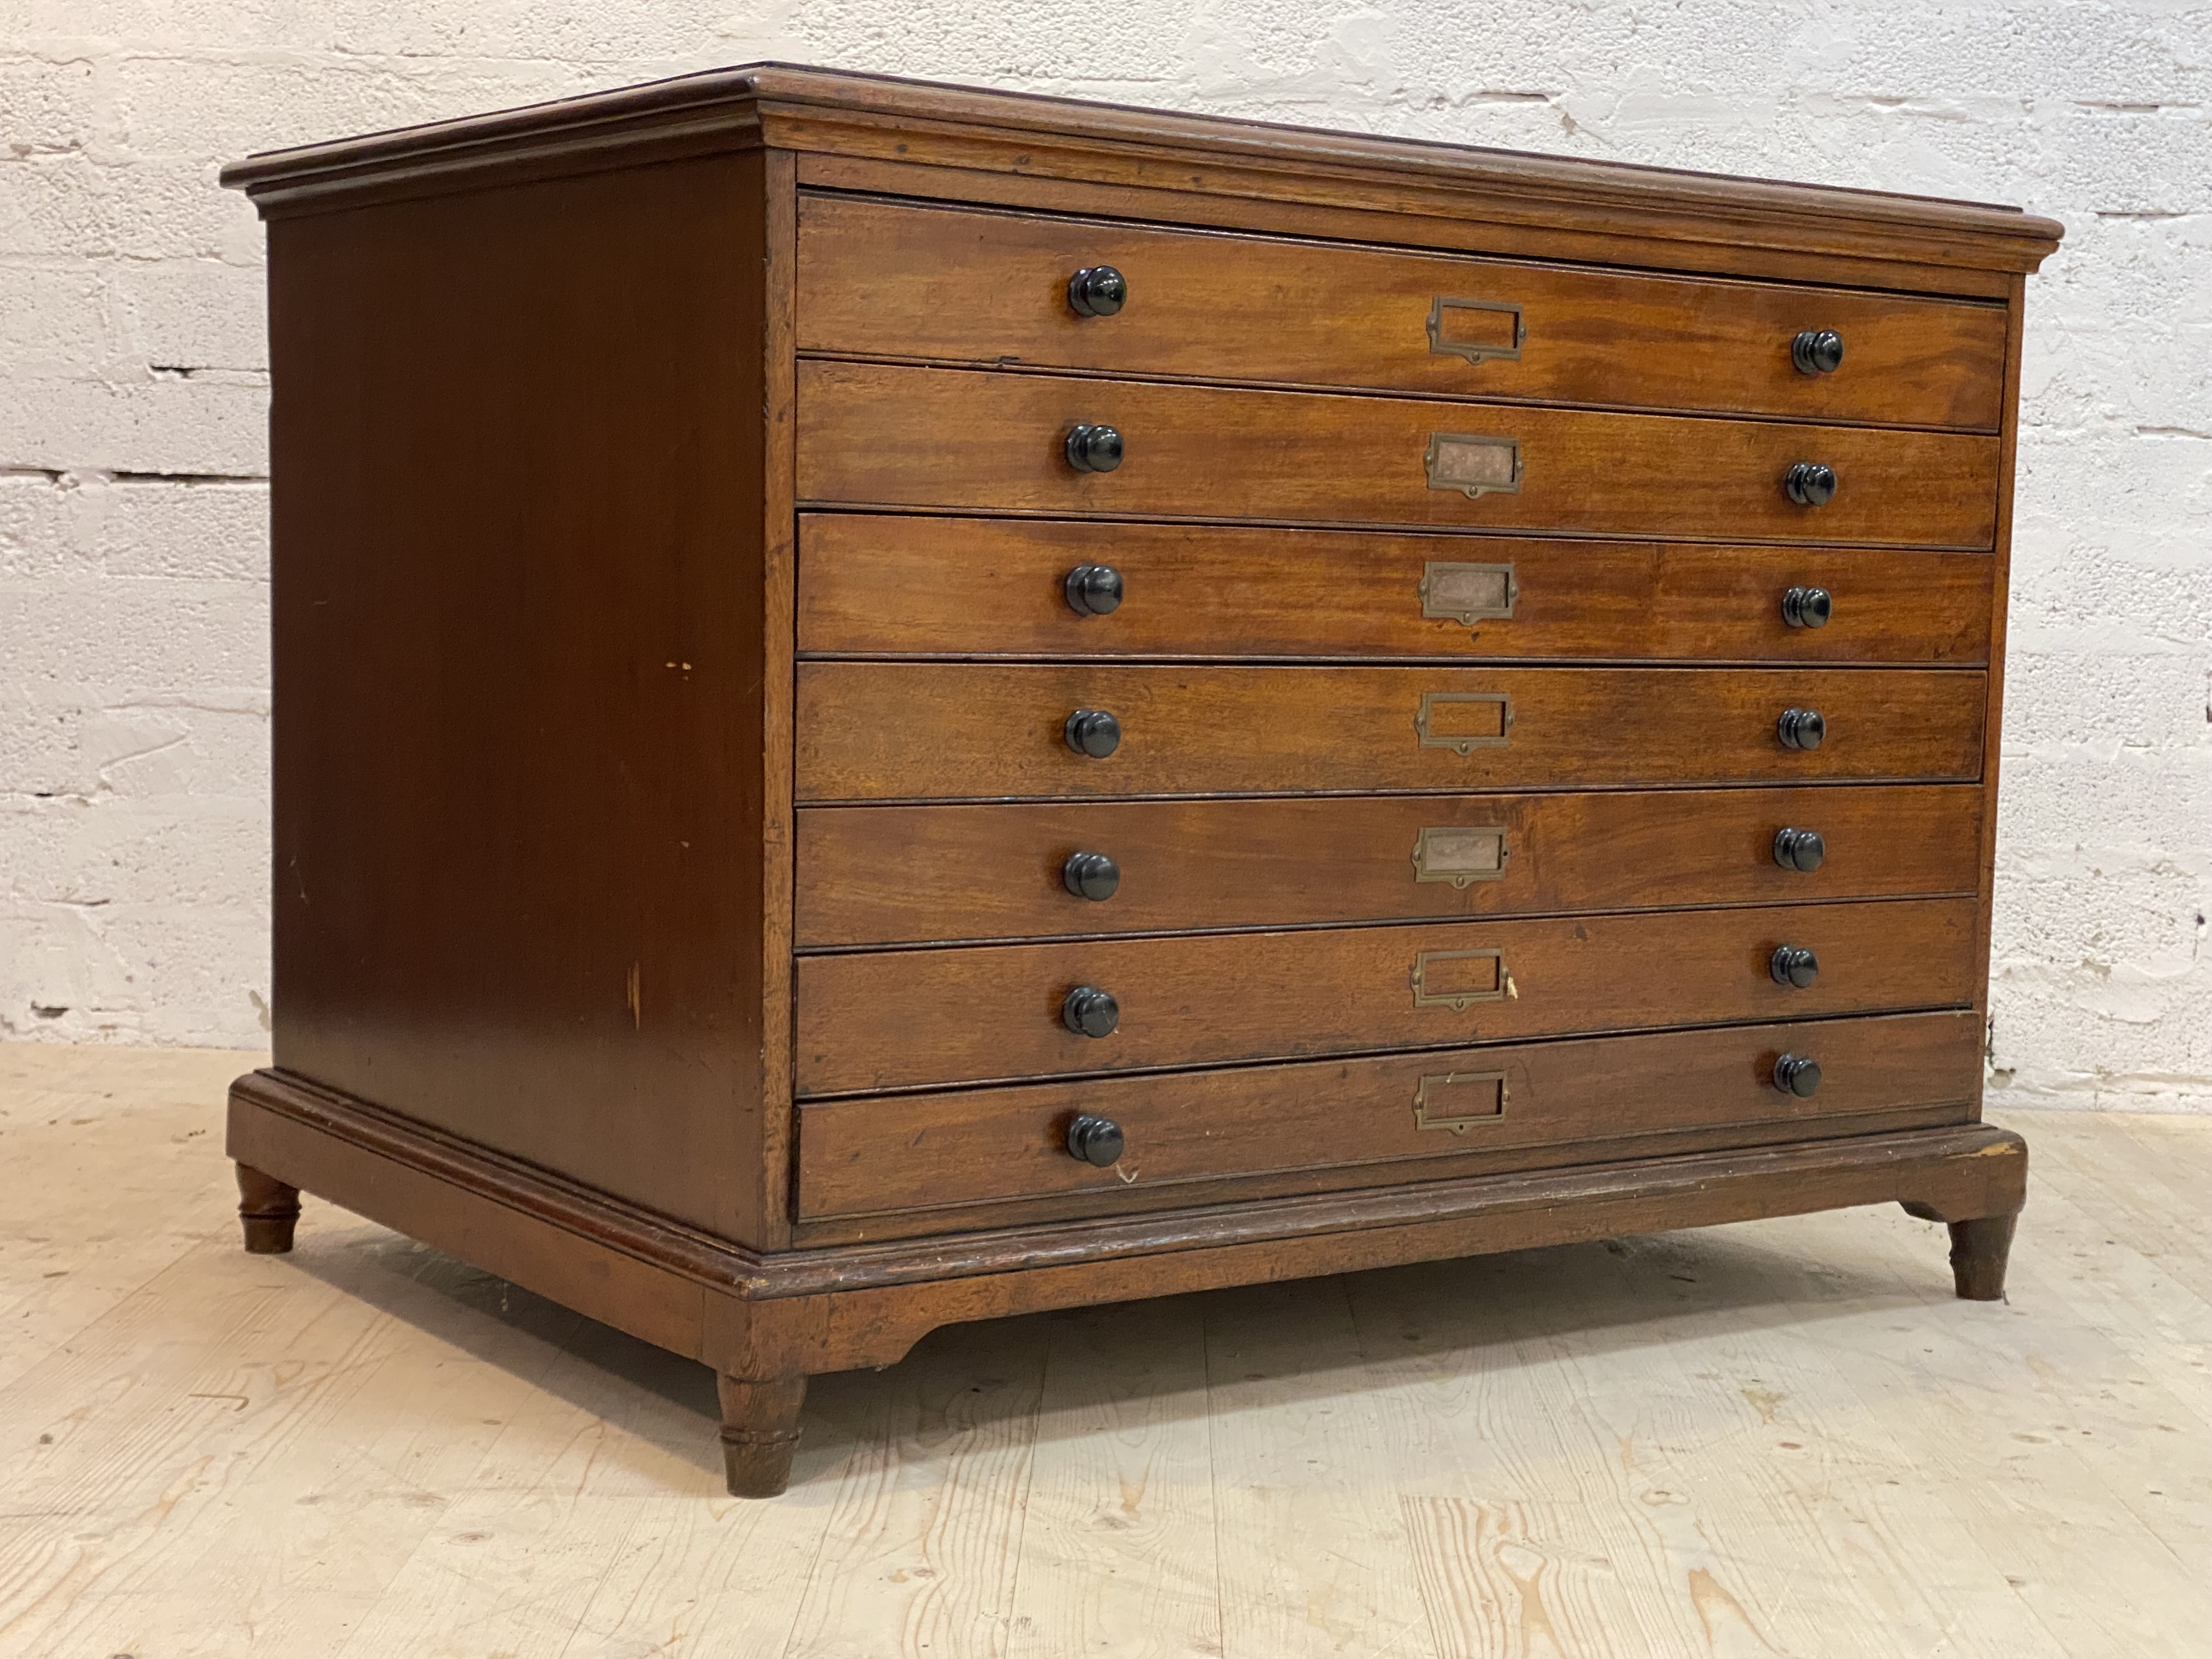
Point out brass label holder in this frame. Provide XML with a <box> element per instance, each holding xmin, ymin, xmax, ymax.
<box><xmin>1409</xmin><ymin>947</ymin><xmax>1508</xmax><ymax>1011</ymax></box>
<box><xmin>1419</xmin><ymin>561</ymin><xmax>1517</xmax><ymax>625</ymax></box>
<box><xmin>1426</xmin><ymin>296</ymin><xmax>1525</xmax><ymax>365</ymax></box>
<box><xmin>1414</xmin><ymin>691</ymin><xmax>1514</xmax><ymax>756</ymax></box>
<box><xmin>1413</xmin><ymin>1070</ymin><xmax>1509</xmax><ymax>1135</ymax></box>
<box><xmin>1412</xmin><ymin>826</ymin><xmax>1509</xmax><ymax>887</ymax></box>
<box><xmin>1424</xmin><ymin>432</ymin><xmax>1523</xmax><ymax>499</ymax></box>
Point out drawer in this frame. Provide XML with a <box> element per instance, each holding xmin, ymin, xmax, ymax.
<box><xmin>798</xmin><ymin>516</ymin><xmax>1995</xmax><ymax>664</ymax></box>
<box><xmin>794</xmin><ymin>664</ymin><xmax>1987</xmax><ymax>801</ymax></box>
<box><xmin>797</xmin><ymin>363</ymin><xmax>2000</xmax><ymax>548</ymax></box>
<box><xmin>797</xmin><ymin>195</ymin><xmax>2010</xmax><ymax>430</ymax></box>
<box><xmin>797</xmin><ymin>1008</ymin><xmax>1985</xmax><ymax>1227</ymax></box>
<box><xmin>794</xmin><ymin>896</ymin><xmax>1977</xmax><ymax>1095</ymax></box>
<box><xmin>794</xmin><ymin>784</ymin><xmax>1984</xmax><ymax>947</ymax></box>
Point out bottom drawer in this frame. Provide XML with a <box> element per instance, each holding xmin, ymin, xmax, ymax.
<box><xmin>797</xmin><ymin>1010</ymin><xmax>1981</xmax><ymax>1232</ymax></box>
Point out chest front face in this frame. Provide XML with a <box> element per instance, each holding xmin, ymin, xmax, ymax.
<box><xmin>772</xmin><ymin>122</ymin><xmax>2031</xmax><ymax>1246</ymax></box>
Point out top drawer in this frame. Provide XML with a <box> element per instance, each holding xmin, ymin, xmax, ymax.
<box><xmin>797</xmin><ymin>195</ymin><xmax>2011</xmax><ymax>431</ymax></box>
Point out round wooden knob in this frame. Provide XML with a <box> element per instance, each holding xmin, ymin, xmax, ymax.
<box><xmin>1784</xmin><ymin>462</ymin><xmax>1837</xmax><ymax>506</ymax></box>
<box><xmin>1062</xmin><ymin>851</ymin><xmax>1121</xmax><ymax>901</ymax></box>
<box><xmin>1777</xmin><ymin>707</ymin><xmax>1826</xmax><ymax>751</ymax></box>
<box><xmin>1065</xmin><ymin>424</ymin><xmax>1124</xmax><ymax>472</ymax></box>
<box><xmin>1781</xmin><ymin>585</ymin><xmax>1832</xmax><ymax>628</ymax></box>
<box><xmin>1773</xmin><ymin>827</ymin><xmax>1827</xmax><ymax>872</ymax></box>
<box><xmin>1066</xmin><ymin>1113</ymin><xmax>1125</xmax><ymax>1165</ymax></box>
<box><xmin>1066</xmin><ymin>266</ymin><xmax>1128</xmax><ymax>317</ymax></box>
<box><xmin>1792</xmin><ymin>329</ymin><xmax>1845</xmax><ymax>374</ymax></box>
<box><xmin>1062</xmin><ymin>986</ymin><xmax>1120</xmax><ymax>1039</ymax></box>
<box><xmin>1064</xmin><ymin>563</ymin><xmax>1124</xmax><ymax>616</ymax></box>
<box><xmin>1773</xmin><ymin>1052</ymin><xmax>1823</xmax><ymax>1097</ymax></box>
<box><xmin>1064</xmin><ymin>708</ymin><xmax>1121</xmax><ymax>758</ymax></box>
<box><xmin>1770</xmin><ymin>944</ymin><xmax>1821</xmax><ymax>989</ymax></box>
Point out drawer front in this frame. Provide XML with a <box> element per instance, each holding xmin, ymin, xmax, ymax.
<box><xmin>797</xmin><ymin>196</ymin><xmax>2009</xmax><ymax>429</ymax></box>
<box><xmin>794</xmin><ymin>664</ymin><xmax>1987</xmax><ymax>801</ymax></box>
<box><xmin>797</xmin><ymin>1009</ymin><xmax>1984</xmax><ymax>1223</ymax></box>
<box><xmin>797</xmin><ymin>363</ymin><xmax>2000</xmax><ymax>548</ymax></box>
<box><xmin>794</xmin><ymin>785</ymin><xmax>1983</xmax><ymax>947</ymax></box>
<box><xmin>794</xmin><ymin>896</ymin><xmax>1977</xmax><ymax>1095</ymax></box>
<box><xmin>798</xmin><ymin>516</ymin><xmax>1994</xmax><ymax>664</ymax></box>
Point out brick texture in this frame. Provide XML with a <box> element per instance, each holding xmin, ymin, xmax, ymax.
<box><xmin>2</xmin><ymin>3</ymin><xmax>2207</xmax><ymax>1108</ymax></box>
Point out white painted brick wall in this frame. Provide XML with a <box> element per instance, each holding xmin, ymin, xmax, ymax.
<box><xmin>2</xmin><ymin>2</ymin><xmax>2207</xmax><ymax>1108</ymax></box>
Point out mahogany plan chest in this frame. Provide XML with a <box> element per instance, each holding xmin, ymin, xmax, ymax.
<box><xmin>221</xmin><ymin>65</ymin><xmax>2064</xmax><ymax>1496</ymax></box>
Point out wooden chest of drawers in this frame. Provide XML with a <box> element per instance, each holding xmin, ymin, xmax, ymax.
<box><xmin>221</xmin><ymin>65</ymin><xmax>2063</xmax><ymax>1497</ymax></box>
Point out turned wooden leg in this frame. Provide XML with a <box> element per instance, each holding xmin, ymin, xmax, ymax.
<box><xmin>1903</xmin><ymin>1203</ymin><xmax>2017</xmax><ymax>1300</ymax></box>
<box><xmin>236</xmin><ymin>1164</ymin><xmax>301</xmax><ymax>1254</ymax></box>
<box><xmin>1946</xmin><ymin>1214</ymin><xmax>2017</xmax><ymax>1301</ymax></box>
<box><xmin>717</xmin><ymin>1373</ymin><xmax>807</xmax><ymax>1498</ymax></box>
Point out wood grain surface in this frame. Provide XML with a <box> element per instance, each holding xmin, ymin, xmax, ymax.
<box><xmin>792</xmin><ymin>1104</ymin><xmax>1979</xmax><ymax>1247</ymax></box>
<box><xmin>1969</xmin><ymin>275</ymin><xmax>2029</xmax><ymax>1125</ymax></box>
<box><xmin>795</xmin><ymin>663</ymin><xmax>1988</xmax><ymax>800</ymax></box>
<box><xmin>263</xmin><ymin>153</ymin><xmax>782</xmax><ymax>1244</ymax></box>
<box><xmin>224</xmin><ymin>65</ymin><xmax>2064</xmax><ymax>291</ymax></box>
<box><xmin>796</xmin><ymin>363</ymin><xmax>2002</xmax><ymax>545</ymax></box>
<box><xmin>752</xmin><ymin>148</ymin><xmax>802</xmax><ymax>1247</ymax></box>
<box><xmin>794</xmin><ymin>783</ymin><xmax>1984</xmax><ymax>946</ymax></box>
<box><xmin>795</xmin><ymin>1009</ymin><xmax>1982</xmax><ymax>1223</ymax></box>
<box><xmin>794</xmin><ymin>896</ymin><xmax>1978</xmax><ymax>1094</ymax></box>
<box><xmin>798</xmin><ymin>194</ymin><xmax>2010</xmax><ymax>427</ymax></box>
<box><xmin>799</xmin><ymin>153</ymin><xmax>2030</xmax><ymax>301</ymax></box>
<box><xmin>224</xmin><ymin>1061</ymin><xmax>2010</xmax><ymax>1308</ymax></box>
<box><xmin>797</xmin><ymin>515</ymin><xmax>1996</xmax><ymax>663</ymax></box>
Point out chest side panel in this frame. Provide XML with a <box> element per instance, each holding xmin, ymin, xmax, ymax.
<box><xmin>267</xmin><ymin>152</ymin><xmax>779</xmax><ymax>1242</ymax></box>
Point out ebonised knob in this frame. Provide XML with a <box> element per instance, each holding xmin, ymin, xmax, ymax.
<box><xmin>1782</xmin><ymin>585</ymin><xmax>1832</xmax><ymax>629</ymax></box>
<box><xmin>1784</xmin><ymin>462</ymin><xmax>1837</xmax><ymax>506</ymax></box>
<box><xmin>1770</xmin><ymin>944</ymin><xmax>1821</xmax><ymax>989</ymax></box>
<box><xmin>1063</xmin><ymin>851</ymin><xmax>1121</xmax><ymax>901</ymax></box>
<box><xmin>1064</xmin><ymin>563</ymin><xmax>1124</xmax><ymax>616</ymax></box>
<box><xmin>1773</xmin><ymin>827</ymin><xmax>1827</xmax><ymax>872</ymax></box>
<box><xmin>1064</xmin><ymin>708</ymin><xmax>1121</xmax><ymax>758</ymax></box>
<box><xmin>1792</xmin><ymin>329</ymin><xmax>1845</xmax><ymax>375</ymax></box>
<box><xmin>1773</xmin><ymin>1052</ymin><xmax>1823</xmax><ymax>1097</ymax></box>
<box><xmin>1067</xmin><ymin>266</ymin><xmax>1128</xmax><ymax>318</ymax></box>
<box><xmin>1777</xmin><ymin>707</ymin><xmax>1826</xmax><ymax>751</ymax></box>
<box><xmin>1066</xmin><ymin>1113</ymin><xmax>1125</xmax><ymax>1165</ymax></box>
<box><xmin>1066</xmin><ymin>424</ymin><xmax>1124</xmax><ymax>472</ymax></box>
<box><xmin>1063</xmin><ymin>986</ymin><xmax>1120</xmax><ymax>1039</ymax></box>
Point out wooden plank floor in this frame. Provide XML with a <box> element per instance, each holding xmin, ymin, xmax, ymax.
<box><xmin>4</xmin><ymin>1044</ymin><xmax>2210</xmax><ymax>1658</ymax></box>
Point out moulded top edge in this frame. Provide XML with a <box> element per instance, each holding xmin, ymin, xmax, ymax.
<box><xmin>217</xmin><ymin>61</ymin><xmax>2066</xmax><ymax>268</ymax></box>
